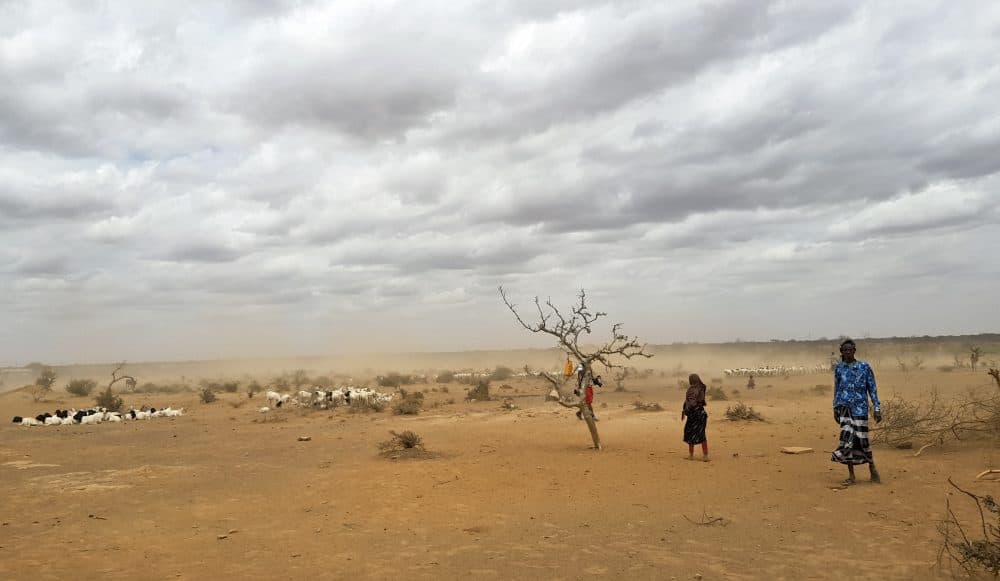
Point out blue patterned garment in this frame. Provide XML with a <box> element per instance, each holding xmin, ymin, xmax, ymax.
<box><xmin>833</xmin><ymin>360</ymin><xmax>881</xmax><ymax>416</ymax></box>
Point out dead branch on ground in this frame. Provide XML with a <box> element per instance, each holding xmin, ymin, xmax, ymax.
<box><xmin>937</xmin><ymin>477</ymin><xmax>1000</xmax><ymax>578</ymax></box>
<box><xmin>683</xmin><ymin>510</ymin><xmax>729</xmax><ymax>527</ymax></box>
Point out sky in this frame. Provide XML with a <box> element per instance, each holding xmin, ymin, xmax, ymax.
<box><xmin>1</xmin><ymin>0</ymin><xmax>999</xmax><ymax>366</ymax></box>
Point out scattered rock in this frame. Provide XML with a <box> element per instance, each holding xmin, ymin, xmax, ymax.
<box><xmin>298</xmin><ymin>436</ymin><xmax>312</xmax><ymax>442</ymax></box>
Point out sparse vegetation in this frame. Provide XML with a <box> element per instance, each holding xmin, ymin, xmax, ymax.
<box><xmin>199</xmin><ymin>387</ymin><xmax>217</xmax><ymax>404</ymax></box>
<box><xmin>392</xmin><ymin>390</ymin><xmax>424</xmax><ymax>415</ymax></box>
<box><xmin>377</xmin><ymin>372</ymin><xmax>415</xmax><ymax>388</ymax></box>
<box><xmin>873</xmin><ymin>388</ymin><xmax>1000</xmax><ymax>448</ymax></box>
<box><xmin>466</xmin><ymin>379</ymin><xmax>491</xmax><ymax>401</ymax></box>
<box><xmin>350</xmin><ymin>398</ymin><xmax>386</xmax><ymax>413</ymax></box>
<box><xmin>632</xmin><ymin>400</ymin><xmax>663</xmax><ymax>412</ymax></box>
<box><xmin>436</xmin><ymin>370</ymin><xmax>455</xmax><ymax>383</ymax></box>
<box><xmin>707</xmin><ymin>386</ymin><xmax>728</xmax><ymax>401</ymax></box>
<box><xmin>378</xmin><ymin>430</ymin><xmax>427</xmax><ymax>457</ymax></box>
<box><xmin>134</xmin><ymin>382</ymin><xmax>189</xmax><ymax>394</ymax></box>
<box><xmin>31</xmin><ymin>367</ymin><xmax>57</xmax><ymax>402</ymax></box>
<box><xmin>725</xmin><ymin>402</ymin><xmax>764</xmax><ymax>421</ymax></box>
<box><xmin>94</xmin><ymin>386</ymin><xmax>123</xmax><ymax>412</ymax></box>
<box><xmin>290</xmin><ymin>369</ymin><xmax>310</xmax><ymax>388</ymax></box>
<box><xmin>489</xmin><ymin>366</ymin><xmax>513</xmax><ymax>381</ymax></box>
<box><xmin>247</xmin><ymin>380</ymin><xmax>262</xmax><ymax>399</ymax></box>
<box><xmin>971</xmin><ymin>346</ymin><xmax>983</xmax><ymax>372</ymax></box>
<box><xmin>65</xmin><ymin>378</ymin><xmax>97</xmax><ymax>397</ymax></box>
<box><xmin>938</xmin><ymin>477</ymin><xmax>1000</xmax><ymax>578</ymax></box>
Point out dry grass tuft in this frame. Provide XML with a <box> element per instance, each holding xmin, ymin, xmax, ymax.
<box><xmin>725</xmin><ymin>402</ymin><xmax>764</xmax><ymax>422</ymax></box>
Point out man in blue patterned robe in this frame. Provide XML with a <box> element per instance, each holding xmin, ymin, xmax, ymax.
<box><xmin>831</xmin><ymin>338</ymin><xmax>882</xmax><ymax>485</ymax></box>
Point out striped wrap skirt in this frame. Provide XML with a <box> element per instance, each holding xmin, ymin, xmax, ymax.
<box><xmin>831</xmin><ymin>406</ymin><xmax>873</xmax><ymax>465</ymax></box>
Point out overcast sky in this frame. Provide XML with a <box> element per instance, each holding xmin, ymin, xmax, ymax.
<box><xmin>2</xmin><ymin>1</ymin><xmax>999</xmax><ymax>365</ymax></box>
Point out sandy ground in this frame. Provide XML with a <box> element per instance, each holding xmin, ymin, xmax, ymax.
<box><xmin>1</xmin><ymin>367</ymin><xmax>997</xmax><ymax>580</ymax></box>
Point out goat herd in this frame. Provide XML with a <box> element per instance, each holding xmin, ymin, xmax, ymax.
<box><xmin>12</xmin><ymin>406</ymin><xmax>184</xmax><ymax>426</ymax></box>
<box><xmin>9</xmin><ymin>385</ymin><xmax>397</xmax><ymax>428</ymax></box>
<box><xmin>258</xmin><ymin>386</ymin><xmax>395</xmax><ymax>413</ymax></box>
<box><xmin>723</xmin><ymin>363</ymin><xmax>831</xmax><ymax>377</ymax></box>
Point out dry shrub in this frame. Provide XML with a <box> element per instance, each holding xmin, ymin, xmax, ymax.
<box><xmin>500</xmin><ymin>397</ymin><xmax>517</xmax><ymax>411</ymax></box>
<box><xmin>707</xmin><ymin>386</ymin><xmax>727</xmax><ymax>401</ymax></box>
<box><xmin>65</xmin><ymin>379</ymin><xmax>97</xmax><ymax>397</ymax></box>
<box><xmin>94</xmin><ymin>386</ymin><xmax>124</xmax><ymax>412</ymax></box>
<box><xmin>199</xmin><ymin>387</ymin><xmax>216</xmax><ymax>404</ymax></box>
<box><xmin>392</xmin><ymin>398</ymin><xmax>422</xmax><ymax>415</ymax></box>
<box><xmin>725</xmin><ymin>402</ymin><xmax>764</xmax><ymax>421</ymax></box>
<box><xmin>378</xmin><ymin>430</ymin><xmax>434</xmax><ymax>460</ymax></box>
<box><xmin>136</xmin><ymin>382</ymin><xmax>189</xmax><ymax>394</ymax></box>
<box><xmin>938</xmin><ymin>478</ymin><xmax>1000</xmax><ymax>578</ymax></box>
<box><xmin>873</xmin><ymin>389</ymin><xmax>1000</xmax><ymax>448</ymax></box>
<box><xmin>377</xmin><ymin>372</ymin><xmax>415</xmax><ymax>388</ymax></box>
<box><xmin>349</xmin><ymin>398</ymin><xmax>386</xmax><ymax>413</ymax></box>
<box><xmin>632</xmin><ymin>400</ymin><xmax>664</xmax><ymax>412</ymax></box>
<box><xmin>466</xmin><ymin>379</ymin><xmax>491</xmax><ymax>402</ymax></box>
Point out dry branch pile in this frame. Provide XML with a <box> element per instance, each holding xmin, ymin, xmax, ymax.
<box><xmin>873</xmin><ymin>389</ymin><xmax>1000</xmax><ymax>449</ymax></box>
<box><xmin>938</xmin><ymin>478</ymin><xmax>1000</xmax><ymax>577</ymax></box>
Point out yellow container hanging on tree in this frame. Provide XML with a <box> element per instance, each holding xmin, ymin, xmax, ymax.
<box><xmin>563</xmin><ymin>357</ymin><xmax>574</xmax><ymax>377</ymax></box>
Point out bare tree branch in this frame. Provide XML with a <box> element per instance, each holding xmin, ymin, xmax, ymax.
<box><xmin>108</xmin><ymin>362</ymin><xmax>137</xmax><ymax>392</ymax></box>
<box><xmin>499</xmin><ymin>286</ymin><xmax>654</xmax><ymax>450</ymax></box>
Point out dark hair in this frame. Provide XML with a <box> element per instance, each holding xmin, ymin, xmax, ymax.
<box><xmin>840</xmin><ymin>338</ymin><xmax>856</xmax><ymax>349</ymax></box>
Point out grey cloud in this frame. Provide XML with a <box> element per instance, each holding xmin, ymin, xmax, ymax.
<box><xmin>155</xmin><ymin>241</ymin><xmax>245</xmax><ymax>264</ymax></box>
<box><xmin>0</xmin><ymin>190</ymin><xmax>113</xmax><ymax>221</ymax></box>
<box><xmin>12</xmin><ymin>254</ymin><xmax>72</xmax><ymax>276</ymax></box>
<box><xmin>2</xmin><ymin>0</ymin><xmax>999</xmax><ymax>364</ymax></box>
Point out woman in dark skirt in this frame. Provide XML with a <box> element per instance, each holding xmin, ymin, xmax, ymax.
<box><xmin>682</xmin><ymin>373</ymin><xmax>709</xmax><ymax>461</ymax></box>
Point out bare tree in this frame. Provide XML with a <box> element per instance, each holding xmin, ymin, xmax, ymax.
<box><xmin>108</xmin><ymin>362</ymin><xmax>137</xmax><ymax>392</ymax></box>
<box><xmin>499</xmin><ymin>286</ymin><xmax>652</xmax><ymax>450</ymax></box>
<box><xmin>30</xmin><ymin>367</ymin><xmax>57</xmax><ymax>402</ymax></box>
<box><xmin>971</xmin><ymin>346</ymin><xmax>983</xmax><ymax>372</ymax></box>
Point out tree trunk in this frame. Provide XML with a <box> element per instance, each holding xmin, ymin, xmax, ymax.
<box><xmin>581</xmin><ymin>405</ymin><xmax>602</xmax><ymax>450</ymax></box>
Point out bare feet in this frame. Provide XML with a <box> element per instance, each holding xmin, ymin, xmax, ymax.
<box><xmin>871</xmin><ymin>473</ymin><xmax>881</xmax><ymax>484</ymax></box>
<box><xmin>702</xmin><ymin>456</ymin><xmax>709</xmax><ymax>462</ymax></box>
<box><xmin>840</xmin><ymin>477</ymin><xmax>856</xmax><ymax>487</ymax></box>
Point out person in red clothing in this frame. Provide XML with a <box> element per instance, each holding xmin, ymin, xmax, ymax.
<box><xmin>574</xmin><ymin>365</ymin><xmax>603</xmax><ymax>421</ymax></box>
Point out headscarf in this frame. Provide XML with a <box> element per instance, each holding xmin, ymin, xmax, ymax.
<box><xmin>684</xmin><ymin>373</ymin><xmax>707</xmax><ymax>412</ymax></box>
